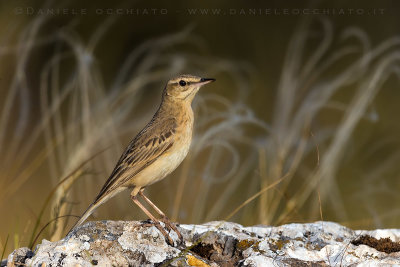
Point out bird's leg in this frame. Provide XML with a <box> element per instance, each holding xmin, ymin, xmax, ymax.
<box><xmin>130</xmin><ymin>194</ymin><xmax>174</xmax><ymax>246</ymax></box>
<box><xmin>138</xmin><ymin>190</ymin><xmax>183</xmax><ymax>242</ymax></box>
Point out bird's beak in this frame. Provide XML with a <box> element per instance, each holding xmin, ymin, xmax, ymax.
<box><xmin>198</xmin><ymin>78</ymin><xmax>216</xmax><ymax>85</ymax></box>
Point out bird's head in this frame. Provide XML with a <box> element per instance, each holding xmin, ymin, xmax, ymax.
<box><xmin>164</xmin><ymin>74</ymin><xmax>215</xmax><ymax>103</ymax></box>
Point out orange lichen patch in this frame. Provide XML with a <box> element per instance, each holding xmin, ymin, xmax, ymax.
<box><xmin>352</xmin><ymin>235</ymin><xmax>400</xmax><ymax>254</ymax></box>
<box><xmin>186</xmin><ymin>254</ymin><xmax>210</xmax><ymax>267</ymax></box>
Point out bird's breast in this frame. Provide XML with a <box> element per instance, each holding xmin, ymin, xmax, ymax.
<box><xmin>130</xmin><ymin>109</ymin><xmax>194</xmax><ymax>188</ymax></box>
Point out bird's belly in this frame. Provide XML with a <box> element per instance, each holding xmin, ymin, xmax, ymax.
<box><xmin>130</xmin><ymin>142</ymin><xmax>190</xmax><ymax>188</ymax></box>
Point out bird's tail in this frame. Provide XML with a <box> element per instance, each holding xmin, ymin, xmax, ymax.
<box><xmin>67</xmin><ymin>186</ymin><xmax>126</xmax><ymax>236</ymax></box>
<box><xmin>67</xmin><ymin>194</ymin><xmax>110</xmax><ymax>236</ymax></box>
<box><xmin>67</xmin><ymin>203</ymin><xmax>96</xmax><ymax>235</ymax></box>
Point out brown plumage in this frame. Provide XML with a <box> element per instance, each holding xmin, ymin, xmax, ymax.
<box><xmin>69</xmin><ymin>74</ymin><xmax>215</xmax><ymax>245</ymax></box>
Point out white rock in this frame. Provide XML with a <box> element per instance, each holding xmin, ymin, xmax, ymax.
<box><xmin>3</xmin><ymin>221</ymin><xmax>400</xmax><ymax>266</ymax></box>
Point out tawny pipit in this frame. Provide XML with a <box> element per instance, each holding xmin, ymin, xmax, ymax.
<box><xmin>69</xmin><ymin>74</ymin><xmax>215</xmax><ymax>245</ymax></box>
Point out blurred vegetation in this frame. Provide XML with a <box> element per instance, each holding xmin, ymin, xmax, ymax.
<box><xmin>1</xmin><ymin>0</ymin><xmax>400</xmax><ymax>256</ymax></box>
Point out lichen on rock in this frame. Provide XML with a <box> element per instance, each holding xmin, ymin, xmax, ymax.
<box><xmin>4</xmin><ymin>221</ymin><xmax>400</xmax><ymax>266</ymax></box>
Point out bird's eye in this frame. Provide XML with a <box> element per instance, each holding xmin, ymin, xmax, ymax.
<box><xmin>179</xmin><ymin>80</ymin><xmax>186</xmax><ymax>87</ymax></box>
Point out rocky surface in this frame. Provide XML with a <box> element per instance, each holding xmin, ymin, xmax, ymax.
<box><xmin>4</xmin><ymin>221</ymin><xmax>400</xmax><ymax>266</ymax></box>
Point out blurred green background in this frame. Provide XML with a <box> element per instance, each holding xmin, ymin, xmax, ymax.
<box><xmin>1</xmin><ymin>0</ymin><xmax>400</xmax><ymax>255</ymax></box>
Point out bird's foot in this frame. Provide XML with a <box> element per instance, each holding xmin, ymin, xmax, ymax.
<box><xmin>138</xmin><ymin>220</ymin><xmax>175</xmax><ymax>246</ymax></box>
<box><xmin>160</xmin><ymin>216</ymin><xmax>184</xmax><ymax>246</ymax></box>
<box><xmin>153</xmin><ymin>222</ymin><xmax>175</xmax><ymax>246</ymax></box>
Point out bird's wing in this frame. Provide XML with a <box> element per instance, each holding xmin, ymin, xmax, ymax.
<box><xmin>93</xmin><ymin>117</ymin><xmax>177</xmax><ymax>202</ymax></box>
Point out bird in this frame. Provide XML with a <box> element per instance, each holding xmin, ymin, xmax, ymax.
<box><xmin>68</xmin><ymin>74</ymin><xmax>215</xmax><ymax>245</ymax></box>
